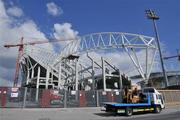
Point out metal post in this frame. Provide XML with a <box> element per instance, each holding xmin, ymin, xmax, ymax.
<box><xmin>35</xmin><ymin>66</ymin><xmax>40</xmax><ymax>102</ymax></box>
<box><xmin>75</xmin><ymin>59</ymin><xmax>79</xmax><ymax>91</ymax></box>
<box><xmin>96</xmin><ymin>90</ymin><xmax>99</xmax><ymax>107</ymax></box>
<box><xmin>145</xmin><ymin>9</ymin><xmax>169</xmax><ymax>87</ymax></box>
<box><xmin>23</xmin><ymin>87</ymin><xmax>27</xmax><ymax>108</ymax></box>
<box><xmin>101</xmin><ymin>57</ymin><xmax>106</xmax><ymax>91</ymax></box>
<box><xmin>64</xmin><ymin>89</ymin><xmax>67</xmax><ymax>108</ymax></box>
<box><xmin>58</xmin><ymin>60</ymin><xmax>62</xmax><ymax>89</ymax></box>
<box><xmin>23</xmin><ymin>68</ymin><xmax>30</xmax><ymax>108</ymax></box>
<box><xmin>92</xmin><ymin>60</ymin><xmax>95</xmax><ymax>90</ymax></box>
<box><xmin>145</xmin><ymin>47</ymin><xmax>148</xmax><ymax>84</ymax></box>
<box><xmin>152</xmin><ymin>19</ymin><xmax>169</xmax><ymax>87</ymax></box>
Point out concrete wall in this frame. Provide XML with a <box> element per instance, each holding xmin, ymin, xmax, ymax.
<box><xmin>158</xmin><ymin>90</ymin><xmax>180</xmax><ymax>104</ymax></box>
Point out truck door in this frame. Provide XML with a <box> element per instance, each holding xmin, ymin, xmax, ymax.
<box><xmin>158</xmin><ymin>94</ymin><xmax>165</xmax><ymax>108</ymax></box>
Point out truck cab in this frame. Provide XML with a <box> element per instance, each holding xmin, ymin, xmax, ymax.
<box><xmin>142</xmin><ymin>87</ymin><xmax>165</xmax><ymax>110</ymax></box>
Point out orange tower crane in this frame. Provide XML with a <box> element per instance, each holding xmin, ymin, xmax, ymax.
<box><xmin>4</xmin><ymin>37</ymin><xmax>76</xmax><ymax>87</ymax></box>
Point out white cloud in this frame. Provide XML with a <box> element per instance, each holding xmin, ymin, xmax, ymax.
<box><xmin>54</xmin><ymin>23</ymin><xmax>78</xmax><ymax>40</ymax></box>
<box><xmin>7</xmin><ymin>6</ymin><xmax>23</xmax><ymax>17</ymax></box>
<box><xmin>46</xmin><ymin>2</ymin><xmax>63</xmax><ymax>16</ymax></box>
<box><xmin>0</xmin><ymin>0</ymin><xmax>54</xmax><ymax>86</ymax></box>
<box><xmin>53</xmin><ymin>23</ymin><xmax>79</xmax><ymax>50</ymax></box>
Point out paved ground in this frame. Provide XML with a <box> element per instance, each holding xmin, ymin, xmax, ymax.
<box><xmin>0</xmin><ymin>105</ymin><xmax>180</xmax><ymax>120</ymax></box>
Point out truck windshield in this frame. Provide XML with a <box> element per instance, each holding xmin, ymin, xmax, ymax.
<box><xmin>143</xmin><ymin>88</ymin><xmax>155</xmax><ymax>93</ymax></box>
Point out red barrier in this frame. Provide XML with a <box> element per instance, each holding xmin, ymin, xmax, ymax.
<box><xmin>79</xmin><ymin>91</ymin><xmax>86</xmax><ymax>107</ymax></box>
<box><xmin>0</xmin><ymin>87</ymin><xmax>7</xmax><ymax>107</ymax></box>
<box><xmin>40</xmin><ymin>89</ymin><xmax>61</xmax><ymax>107</ymax></box>
<box><xmin>40</xmin><ymin>89</ymin><xmax>51</xmax><ymax>107</ymax></box>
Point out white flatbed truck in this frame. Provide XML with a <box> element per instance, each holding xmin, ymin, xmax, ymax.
<box><xmin>102</xmin><ymin>87</ymin><xmax>165</xmax><ymax>116</ymax></box>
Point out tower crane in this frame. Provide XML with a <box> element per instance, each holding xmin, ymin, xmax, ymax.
<box><xmin>4</xmin><ymin>37</ymin><xmax>77</xmax><ymax>87</ymax></box>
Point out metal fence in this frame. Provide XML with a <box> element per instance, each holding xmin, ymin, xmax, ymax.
<box><xmin>0</xmin><ymin>87</ymin><xmax>123</xmax><ymax>108</ymax></box>
<box><xmin>0</xmin><ymin>87</ymin><xmax>180</xmax><ymax>108</ymax></box>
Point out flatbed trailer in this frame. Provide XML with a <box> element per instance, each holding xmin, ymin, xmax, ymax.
<box><xmin>102</xmin><ymin>91</ymin><xmax>164</xmax><ymax>116</ymax></box>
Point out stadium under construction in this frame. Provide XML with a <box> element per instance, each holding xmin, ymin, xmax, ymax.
<box><xmin>1</xmin><ymin>32</ymin><xmax>180</xmax><ymax>108</ymax></box>
<box><xmin>6</xmin><ymin>32</ymin><xmax>157</xmax><ymax>100</ymax></box>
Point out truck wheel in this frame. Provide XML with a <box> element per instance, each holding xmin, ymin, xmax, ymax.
<box><xmin>154</xmin><ymin>106</ymin><xmax>162</xmax><ymax>113</ymax></box>
<box><xmin>125</xmin><ymin>107</ymin><xmax>133</xmax><ymax>116</ymax></box>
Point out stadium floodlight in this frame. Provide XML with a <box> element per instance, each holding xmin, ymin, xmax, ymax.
<box><xmin>145</xmin><ymin>9</ymin><xmax>169</xmax><ymax>88</ymax></box>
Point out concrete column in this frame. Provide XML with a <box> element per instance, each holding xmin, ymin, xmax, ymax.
<box><xmin>101</xmin><ymin>57</ymin><xmax>106</xmax><ymax>91</ymax></box>
<box><xmin>35</xmin><ymin>66</ymin><xmax>40</xmax><ymax>102</ymax></box>
<box><xmin>75</xmin><ymin>59</ymin><xmax>79</xmax><ymax>91</ymax></box>
<box><xmin>51</xmin><ymin>69</ymin><xmax>53</xmax><ymax>84</ymax></box>
<box><xmin>26</xmin><ymin>70</ymin><xmax>30</xmax><ymax>85</ymax></box>
<box><xmin>46</xmin><ymin>66</ymin><xmax>50</xmax><ymax>89</ymax></box>
<box><xmin>31</xmin><ymin>67</ymin><xmax>34</xmax><ymax>79</ymax></box>
<box><xmin>58</xmin><ymin>61</ymin><xmax>62</xmax><ymax>89</ymax></box>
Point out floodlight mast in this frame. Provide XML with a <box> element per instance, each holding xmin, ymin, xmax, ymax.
<box><xmin>145</xmin><ymin>9</ymin><xmax>169</xmax><ymax>88</ymax></box>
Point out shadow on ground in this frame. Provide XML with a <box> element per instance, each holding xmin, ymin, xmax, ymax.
<box><xmin>94</xmin><ymin>112</ymin><xmax>154</xmax><ymax>117</ymax></box>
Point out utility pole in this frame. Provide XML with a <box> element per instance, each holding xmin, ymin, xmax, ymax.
<box><xmin>145</xmin><ymin>9</ymin><xmax>169</xmax><ymax>88</ymax></box>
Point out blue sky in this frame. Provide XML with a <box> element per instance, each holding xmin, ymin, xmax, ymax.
<box><xmin>10</xmin><ymin>0</ymin><xmax>179</xmax><ymax>54</ymax></box>
<box><xmin>0</xmin><ymin>0</ymin><xmax>180</xmax><ymax>86</ymax></box>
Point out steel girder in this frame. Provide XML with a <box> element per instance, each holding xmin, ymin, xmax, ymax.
<box><xmin>54</xmin><ymin>32</ymin><xmax>156</xmax><ymax>63</ymax></box>
<box><xmin>54</xmin><ymin>32</ymin><xmax>157</xmax><ymax>83</ymax></box>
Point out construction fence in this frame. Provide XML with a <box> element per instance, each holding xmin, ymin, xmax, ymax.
<box><xmin>0</xmin><ymin>87</ymin><xmax>180</xmax><ymax>108</ymax></box>
<box><xmin>0</xmin><ymin>87</ymin><xmax>123</xmax><ymax>108</ymax></box>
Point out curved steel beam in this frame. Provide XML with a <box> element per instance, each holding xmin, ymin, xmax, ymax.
<box><xmin>53</xmin><ymin>32</ymin><xmax>156</xmax><ymax>65</ymax></box>
<box><xmin>53</xmin><ymin>32</ymin><xmax>157</xmax><ymax>83</ymax></box>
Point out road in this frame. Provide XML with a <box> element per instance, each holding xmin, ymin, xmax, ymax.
<box><xmin>0</xmin><ymin>106</ymin><xmax>180</xmax><ymax>120</ymax></box>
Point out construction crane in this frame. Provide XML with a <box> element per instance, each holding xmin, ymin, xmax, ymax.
<box><xmin>4</xmin><ymin>37</ymin><xmax>77</xmax><ymax>87</ymax></box>
<box><xmin>163</xmin><ymin>49</ymin><xmax>180</xmax><ymax>61</ymax></box>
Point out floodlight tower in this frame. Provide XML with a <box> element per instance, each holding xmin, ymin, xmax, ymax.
<box><xmin>145</xmin><ymin>9</ymin><xmax>169</xmax><ymax>88</ymax></box>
